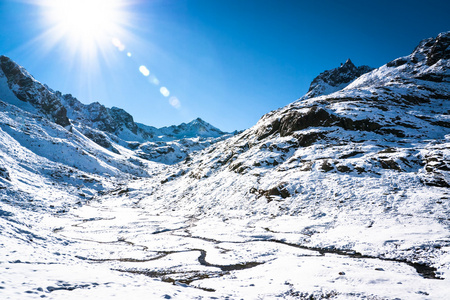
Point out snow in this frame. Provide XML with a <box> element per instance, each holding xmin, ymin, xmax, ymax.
<box><xmin>2</xmin><ymin>200</ymin><xmax>449</xmax><ymax>299</ymax></box>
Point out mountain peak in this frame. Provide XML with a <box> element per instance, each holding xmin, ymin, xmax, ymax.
<box><xmin>342</xmin><ymin>58</ymin><xmax>355</xmax><ymax>67</ymax></box>
<box><xmin>172</xmin><ymin>117</ymin><xmax>225</xmax><ymax>137</ymax></box>
<box><xmin>0</xmin><ymin>55</ymin><xmax>71</xmax><ymax>127</ymax></box>
<box><xmin>191</xmin><ymin>117</ymin><xmax>206</xmax><ymax>124</ymax></box>
<box><xmin>301</xmin><ymin>59</ymin><xmax>374</xmax><ymax>100</ymax></box>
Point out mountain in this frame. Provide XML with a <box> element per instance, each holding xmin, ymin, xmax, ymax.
<box><xmin>137</xmin><ymin>31</ymin><xmax>450</xmax><ymax>211</ymax></box>
<box><xmin>0</xmin><ymin>55</ymin><xmax>230</xmax><ymax>164</ymax></box>
<box><xmin>137</xmin><ymin>117</ymin><xmax>225</xmax><ymax>140</ymax></box>
<box><xmin>58</xmin><ymin>91</ymin><xmax>226</xmax><ymax>143</ymax></box>
<box><xmin>0</xmin><ymin>56</ymin><xmax>70</xmax><ymax>127</ymax></box>
<box><xmin>1</xmin><ymin>32</ymin><xmax>449</xmax><ymax>299</ymax></box>
<box><xmin>300</xmin><ymin>58</ymin><xmax>374</xmax><ymax>100</ymax></box>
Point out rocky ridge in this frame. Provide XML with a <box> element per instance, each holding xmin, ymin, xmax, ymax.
<box><xmin>0</xmin><ymin>56</ymin><xmax>229</xmax><ymax>164</ymax></box>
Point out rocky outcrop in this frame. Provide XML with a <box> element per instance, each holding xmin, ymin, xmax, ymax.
<box><xmin>300</xmin><ymin>59</ymin><xmax>374</xmax><ymax>100</ymax></box>
<box><xmin>59</xmin><ymin>93</ymin><xmax>138</xmax><ymax>135</ymax></box>
<box><xmin>0</xmin><ymin>56</ymin><xmax>70</xmax><ymax>127</ymax></box>
<box><xmin>109</xmin><ymin>107</ymin><xmax>139</xmax><ymax>135</ymax></box>
<box><xmin>408</xmin><ymin>31</ymin><xmax>450</xmax><ymax>67</ymax></box>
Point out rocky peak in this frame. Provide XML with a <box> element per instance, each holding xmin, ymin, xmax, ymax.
<box><xmin>426</xmin><ymin>31</ymin><xmax>450</xmax><ymax>66</ymax></box>
<box><xmin>340</xmin><ymin>58</ymin><xmax>355</xmax><ymax>68</ymax></box>
<box><xmin>308</xmin><ymin>58</ymin><xmax>373</xmax><ymax>91</ymax></box>
<box><xmin>159</xmin><ymin>117</ymin><xmax>225</xmax><ymax>139</ymax></box>
<box><xmin>109</xmin><ymin>106</ymin><xmax>138</xmax><ymax>135</ymax></box>
<box><xmin>417</xmin><ymin>31</ymin><xmax>450</xmax><ymax>66</ymax></box>
<box><xmin>301</xmin><ymin>58</ymin><xmax>374</xmax><ymax>100</ymax></box>
<box><xmin>0</xmin><ymin>55</ymin><xmax>70</xmax><ymax>127</ymax></box>
<box><xmin>393</xmin><ymin>31</ymin><xmax>450</xmax><ymax>68</ymax></box>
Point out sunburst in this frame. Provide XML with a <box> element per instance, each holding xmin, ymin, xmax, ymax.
<box><xmin>35</xmin><ymin>0</ymin><xmax>131</xmax><ymax>67</ymax></box>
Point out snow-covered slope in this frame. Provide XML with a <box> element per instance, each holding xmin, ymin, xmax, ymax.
<box><xmin>136</xmin><ymin>31</ymin><xmax>450</xmax><ymax>213</ymax></box>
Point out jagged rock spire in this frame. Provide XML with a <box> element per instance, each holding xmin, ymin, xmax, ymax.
<box><xmin>300</xmin><ymin>59</ymin><xmax>374</xmax><ymax>100</ymax></box>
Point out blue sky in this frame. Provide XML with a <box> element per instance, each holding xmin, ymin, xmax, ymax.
<box><xmin>0</xmin><ymin>0</ymin><xmax>449</xmax><ymax>132</ymax></box>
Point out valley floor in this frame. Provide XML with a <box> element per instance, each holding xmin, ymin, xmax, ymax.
<box><xmin>1</xmin><ymin>189</ymin><xmax>449</xmax><ymax>300</ymax></box>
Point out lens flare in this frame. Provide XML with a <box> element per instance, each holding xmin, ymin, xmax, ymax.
<box><xmin>148</xmin><ymin>75</ymin><xmax>160</xmax><ymax>85</ymax></box>
<box><xmin>36</xmin><ymin>0</ymin><xmax>183</xmax><ymax>111</ymax></box>
<box><xmin>169</xmin><ymin>97</ymin><xmax>181</xmax><ymax>109</ymax></box>
<box><xmin>160</xmin><ymin>87</ymin><xmax>170</xmax><ymax>97</ymax></box>
<box><xmin>139</xmin><ymin>65</ymin><xmax>150</xmax><ymax>76</ymax></box>
<box><xmin>112</xmin><ymin>38</ymin><xmax>126</xmax><ymax>51</ymax></box>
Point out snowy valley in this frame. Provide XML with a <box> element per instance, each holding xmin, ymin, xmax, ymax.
<box><xmin>0</xmin><ymin>32</ymin><xmax>450</xmax><ymax>299</ymax></box>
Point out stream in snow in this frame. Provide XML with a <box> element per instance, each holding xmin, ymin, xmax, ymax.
<box><xmin>2</xmin><ymin>199</ymin><xmax>449</xmax><ymax>299</ymax></box>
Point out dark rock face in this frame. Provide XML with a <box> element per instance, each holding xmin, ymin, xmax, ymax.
<box><xmin>59</xmin><ymin>94</ymin><xmax>140</xmax><ymax>136</ymax></box>
<box><xmin>0</xmin><ymin>165</ymin><xmax>10</xmax><ymax>181</ymax></box>
<box><xmin>303</xmin><ymin>59</ymin><xmax>374</xmax><ymax>99</ymax></box>
<box><xmin>426</xmin><ymin>32</ymin><xmax>450</xmax><ymax>66</ymax></box>
<box><xmin>0</xmin><ymin>56</ymin><xmax>70</xmax><ymax>127</ymax></box>
<box><xmin>407</xmin><ymin>31</ymin><xmax>450</xmax><ymax>67</ymax></box>
<box><xmin>256</xmin><ymin>106</ymin><xmax>384</xmax><ymax>140</ymax></box>
<box><xmin>82</xmin><ymin>128</ymin><xmax>120</xmax><ymax>154</ymax></box>
<box><xmin>308</xmin><ymin>59</ymin><xmax>373</xmax><ymax>92</ymax></box>
<box><xmin>109</xmin><ymin>107</ymin><xmax>139</xmax><ymax>135</ymax></box>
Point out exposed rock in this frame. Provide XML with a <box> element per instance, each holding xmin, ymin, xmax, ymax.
<box><xmin>321</xmin><ymin>160</ymin><xmax>334</xmax><ymax>172</ymax></box>
<box><xmin>257</xmin><ymin>106</ymin><xmax>383</xmax><ymax>140</ymax></box>
<box><xmin>82</xmin><ymin>128</ymin><xmax>120</xmax><ymax>154</ymax></box>
<box><xmin>0</xmin><ymin>165</ymin><xmax>10</xmax><ymax>181</ymax></box>
<box><xmin>426</xmin><ymin>32</ymin><xmax>450</xmax><ymax>66</ymax></box>
<box><xmin>301</xmin><ymin>59</ymin><xmax>374</xmax><ymax>100</ymax></box>
<box><xmin>110</xmin><ymin>107</ymin><xmax>139</xmax><ymax>135</ymax></box>
<box><xmin>0</xmin><ymin>56</ymin><xmax>70</xmax><ymax>127</ymax></box>
<box><xmin>258</xmin><ymin>183</ymin><xmax>291</xmax><ymax>201</ymax></box>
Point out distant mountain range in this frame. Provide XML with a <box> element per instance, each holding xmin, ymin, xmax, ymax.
<box><xmin>0</xmin><ymin>55</ymin><xmax>231</xmax><ymax>166</ymax></box>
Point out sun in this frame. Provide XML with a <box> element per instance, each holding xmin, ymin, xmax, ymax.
<box><xmin>37</xmin><ymin>0</ymin><xmax>129</xmax><ymax>60</ymax></box>
<box><xmin>47</xmin><ymin>0</ymin><xmax>120</xmax><ymax>42</ymax></box>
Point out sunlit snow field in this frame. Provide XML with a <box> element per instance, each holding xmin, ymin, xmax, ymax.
<box><xmin>1</xmin><ymin>181</ymin><xmax>449</xmax><ymax>300</ymax></box>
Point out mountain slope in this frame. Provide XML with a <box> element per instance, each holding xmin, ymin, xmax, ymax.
<box><xmin>136</xmin><ymin>31</ymin><xmax>450</xmax><ymax>212</ymax></box>
<box><xmin>0</xmin><ymin>56</ymin><xmax>70</xmax><ymax>127</ymax></box>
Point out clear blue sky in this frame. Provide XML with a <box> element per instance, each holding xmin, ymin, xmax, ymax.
<box><xmin>0</xmin><ymin>0</ymin><xmax>449</xmax><ymax>132</ymax></box>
